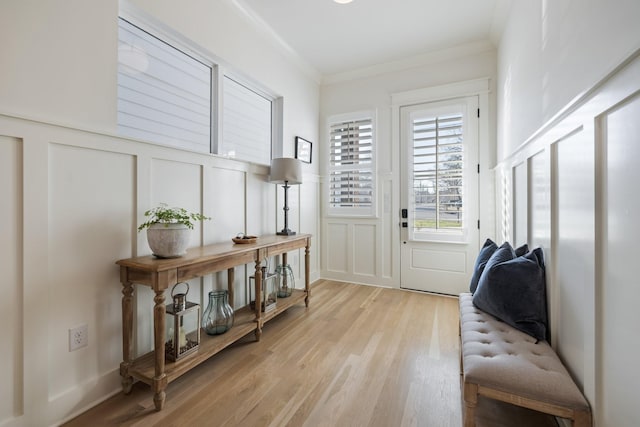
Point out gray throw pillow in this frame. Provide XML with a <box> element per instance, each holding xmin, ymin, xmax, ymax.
<box><xmin>472</xmin><ymin>245</ymin><xmax>548</xmax><ymax>341</ymax></box>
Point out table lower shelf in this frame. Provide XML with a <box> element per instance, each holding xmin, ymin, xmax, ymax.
<box><xmin>128</xmin><ymin>289</ymin><xmax>307</xmax><ymax>385</ymax></box>
<box><xmin>261</xmin><ymin>289</ymin><xmax>307</xmax><ymax>324</ymax></box>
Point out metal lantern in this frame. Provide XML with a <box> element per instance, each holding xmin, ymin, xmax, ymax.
<box><xmin>250</xmin><ymin>265</ymin><xmax>278</xmax><ymax>313</ymax></box>
<box><xmin>165</xmin><ymin>282</ymin><xmax>200</xmax><ymax>361</ymax></box>
<box><xmin>275</xmin><ymin>263</ymin><xmax>295</xmax><ymax>298</ymax></box>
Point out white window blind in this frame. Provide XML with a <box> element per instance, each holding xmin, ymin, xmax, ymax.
<box><xmin>221</xmin><ymin>76</ymin><xmax>272</xmax><ymax>165</ymax></box>
<box><xmin>411</xmin><ymin>112</ymin><xmax>464</xmax><ymax>230</ymax></box>
<box><xmin>117</xmin><ymin>18</ymin><xmax>212</xmax><ymax>153</ymax></box>
<box><xmin>328</xmin><ymin>115</ymin><xmax>375</xmax><ymax>216</ymax></box>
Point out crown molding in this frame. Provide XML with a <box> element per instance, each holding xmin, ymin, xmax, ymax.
<box><xmin>322</xmin><ymin>40</ymin><xmax>496</xmax><ymax>86</ymax></box>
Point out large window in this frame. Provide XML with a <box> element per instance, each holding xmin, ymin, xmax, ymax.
<box><xmin>327</xmin><ymin>113</ymin><xmax>376</xmax><ymax>216</ymax></box>
<box><xmin>117</xmin><ymin>16</ymin><xmax>277</xmax><ymax>165</ymax></box>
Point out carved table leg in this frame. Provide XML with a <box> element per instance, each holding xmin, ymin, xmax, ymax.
<box><xmin>254</xmin><ymin>258</ymin><xmax>263</xmax><ymax>341</ymax></box>
<box><xmin>304</xmin><ymin>243</ymin><xmax>310</xmax><ymax>307</ymax></box>
<box><xmin>120</xmin><ymin>277</ymin><xmax>134</xmax><ymax>394</ymax></box>
<box><xmin>152</xmin><ymin>289</ymin><xmax>167</xmax><ymax>411</ymax></box>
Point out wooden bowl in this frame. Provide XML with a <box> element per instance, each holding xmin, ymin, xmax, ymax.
<box><xmin>232</xmin><ymin>235</ymin><xmax>257</xmax><ymax>244</ymax></box>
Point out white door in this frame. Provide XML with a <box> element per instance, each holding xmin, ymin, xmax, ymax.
<box><xmin>400</xmin><ymin>96</ymin><xmax>479</xmax><ymax>295</ymax></box>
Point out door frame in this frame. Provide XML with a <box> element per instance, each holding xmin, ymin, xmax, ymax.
<box><xmin>390</xmin><ymin>78</ymin><xmax>494</xmax><ymax>290</ymax></box>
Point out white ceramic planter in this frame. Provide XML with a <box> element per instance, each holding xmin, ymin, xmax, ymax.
<box><xmin>146</xmin><ymin>223</ymin><xmax>191</xmax><ymax>258</ymax></box>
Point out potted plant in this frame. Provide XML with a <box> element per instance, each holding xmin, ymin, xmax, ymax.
<box><xmin>138</xmin><ymin>203</ymin><xmax>210</xmax><ymax>258</ymax></box>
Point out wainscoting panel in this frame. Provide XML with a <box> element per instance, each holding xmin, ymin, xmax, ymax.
<box><xmin>0</xmin><ymin>135</ymin><xmax>23</xmax><ymax>425</ymax></box>
<box><xmin>299</xmin><ymin>176</ymin><xmax>320</xmax><ymax>279</ymax></box>
<box><xmin>207</xmin><ymin>166</ymin><xmax>247</xmax><ymax>306</ymax></box>
<box><xmin>246</xmin><ymin>169</ymin><xmax>275</xmax><ymax>240</ymax></box>
<box><xmin>135</xmin><ymin>158</ymin><xmax>205</xmax><ymax>354</ymax></box>
<box><xmin>598</xmin><ymin>92</ymin><xmax>640</xmax><ymax>426</ymax></box>
<box><xmin>326</xmin><ymin>223</ymin><xmax>349</xmax><ymax>273</ymax></box>
<box><xmin>410</xmin><ymin>248</ymin><xmax>466</xmax><ymax>274</ymax></box>
<box><xmin>149</xmin><ymin>158</ymin><xmax>204</xmax><ymax>248</ymax></box>
<box><xmin>529</xmin><ymin>150</ymin><xmax>550</xmax><ymax>250</ymax></box>
<box><xmin>513</xmin><ymin>161</ymin><xmax>528</xmax><ymax>246</ymax></box>
<box><xmin>207</xmin><ymin>166</ymin><xmax>246</xmax><ymax>245</ymax></box>
<box><xmin>47</xmin><ymin>143</ymin><xmax>135</xmax><ymax>401</ymax></box>
<box><xmin>552</xmin><ymin>128</ymin><xmax>593</xmax><ymax>389</ymax></box>
<box><xmin>381</xmin><ymin>174</ymin><xmax>395</xmax><ymax>280</ymax></box>
<box><xmin>353</xmin><ymin>224</ymin><xmax>376</xmax><ymax>277</ymax></box>
<box><xmin>323</xmin><ymin>219</ymin><xmax>389</xmax><ymax>285</ymax></box>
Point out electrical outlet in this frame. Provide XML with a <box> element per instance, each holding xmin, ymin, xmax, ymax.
<box><xmin>69</xmin><ymin>324</ymin><xmax>88</xmax><ymax>351</ymax></box>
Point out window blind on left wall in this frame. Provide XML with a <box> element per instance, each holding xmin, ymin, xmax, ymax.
<box><xmin>221</xmin><ymin>76</ymin><xmax>272</xmax><ymax>166</ymax></box>
<box><xmin>117</xmin><ymin>18</ymin><xmax>212</xmax><ymax>153</ymax></box>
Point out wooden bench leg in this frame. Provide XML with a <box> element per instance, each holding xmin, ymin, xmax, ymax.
<box><xmin>463</xmin><ymin>382</ymin><xmax>478</xmax><ymax>427</ymax></box>
<box><xmin>459</xmin><ymin>351</ymin><xmax>464</xmax><ymax>388</ymax></box>
<box><xmin>458</xmin><ymin>318</ymin><xmax>462</xmax><ymax>371</ymax></box>
<box><xmin>572</xmin><ymin>409</ymin><xmax>592</xmax><ymax>427</ymax></box>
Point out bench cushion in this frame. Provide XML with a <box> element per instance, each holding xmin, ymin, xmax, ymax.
<box><xmin>460</xmin><ymin>293</ymin><xmax>589</xmax><ymax>411</ymax></box>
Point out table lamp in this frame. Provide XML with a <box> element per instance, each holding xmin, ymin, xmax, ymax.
<box><xmin>270</xmin><ymin>158</ymin><xmax>302</xmax><ymax>235</ymax></box>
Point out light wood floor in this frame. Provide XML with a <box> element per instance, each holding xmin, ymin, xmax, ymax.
<box><xmin>64</xmin><ymin>280</ymin><xmax>557</xmax><ymax>427</ymax></box>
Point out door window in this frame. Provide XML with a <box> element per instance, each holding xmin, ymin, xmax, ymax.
<box><xmin>406</xmin><ymin>104</ymin><xmax>469</xmax><ymax>242</ymax></box>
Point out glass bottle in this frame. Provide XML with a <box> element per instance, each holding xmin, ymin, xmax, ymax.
<box><xmin>275</xmin><ymin>264</ymin><xmax>295</xmax><ymax>298</ymax></box>
<box><xmin>202</xmin><ymin>290</ymin><xmax>234</xmax><ymax>335</ymax></box>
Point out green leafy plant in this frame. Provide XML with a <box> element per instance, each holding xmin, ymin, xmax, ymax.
<box><xmin>138</xmin><ymin>203</ymin><xmax>211</xmax><ymax>231</ymax></box>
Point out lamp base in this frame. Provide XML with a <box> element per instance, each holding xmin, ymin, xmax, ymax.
<box><xmin>277</xmin><ymin>229</ymin><xmax>297</xmax><ymax>236</ymax></box>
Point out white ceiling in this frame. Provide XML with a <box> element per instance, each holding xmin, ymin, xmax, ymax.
<box><xmin>234</xmin><ymin>0</ymin><xmax>509</xmax><ymax>78</ymax></box>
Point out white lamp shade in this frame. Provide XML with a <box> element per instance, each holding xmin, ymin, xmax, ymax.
<box><xmin>270</xmin><ymin>158</ymin><xmax>302</xmax><ymax>184</ymax></box>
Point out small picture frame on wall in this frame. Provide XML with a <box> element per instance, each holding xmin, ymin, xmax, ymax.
<box><xmin>295</xmin><ymin>136</ymin><xmax>312</xmax><ymax>164</ymax></box>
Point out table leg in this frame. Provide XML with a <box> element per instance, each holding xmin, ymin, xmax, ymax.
<box><xmin>254</xmin><ymin>258</ymin><xmax>263</xmax><ymax>341</ymax></box>
<box><xmin>305</xmin><ymin>243</ymin><xmax>310</xmax><ymax>307</ymax></box>
<box><xmin>282</xmin><ymin>253</ymin><xmax>289</xmax><ymax>294</ymax></box>
<box><xmin>152</xmin><ymin>289</ymin><xmax>167</xmax><ymax>411</ymax></box>
<box><xmin>120</xmin><ymin>279</ymin><xmax>134</xmax><ymax>394</ymax></box>
<box><xmin>227</xmin><ymin>267</ymin><xmax>235</xmax><ymax>307</ymax></box>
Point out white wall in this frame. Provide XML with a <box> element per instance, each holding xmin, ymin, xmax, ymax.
<box><xmin>320</xmin><ymin>45</ymin><xmax>497</xmax><ymax>287</ymax></box>
<box><xmin>0</xmin><ymin>0</ymin><xmax>118</xmax><ymax>133</ymax></box>
<box><xmin>0</xmin><ymin>1</ymin><xmax>320</xmax><ymax>426</ymax></box>
<box><xmin>497</xmin><ymin>0</ymin><xmax>640</xmax><ymax>161</ymax></box>
<box><xmin>496</xmin><ymin>1</ymin><xmax>640</xmax><ymax>425</ymax></box>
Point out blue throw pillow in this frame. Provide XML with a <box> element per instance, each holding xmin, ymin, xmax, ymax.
<box><xmin>469</xmin><ymin>239</ymin><xmax>528</xmax><ymax>293</ymax></box>
<box><xmin>472</xmin><ymin>246</ymin><xmax>548</xmax><ymax>341</ymax></box>
<box><xmin>515</xmin><ymin>243</ymin><xmax>529</xmax><ymax>257</ymax></box>
<box><xmin>469</xmin><ymin>238</ymin><xmax>498</xmax><ymax>293</ymax></box>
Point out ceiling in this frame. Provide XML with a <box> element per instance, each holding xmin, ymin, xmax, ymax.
<box><xmin>233</xmin><ymin>0</ymin><xmax>509</xmax><ymax>78</ymax></box>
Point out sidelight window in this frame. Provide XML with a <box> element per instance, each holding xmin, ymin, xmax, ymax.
<box><xmin>327</xmin><ymin>112</ymin><xmax>376</xmax><ymax>217</ymax></box>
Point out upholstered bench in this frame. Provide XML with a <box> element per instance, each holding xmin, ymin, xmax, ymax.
<box><xmin>459</xmin><ymin>293</ymin><xmax>591</xmax><ymax>427</ymax></box>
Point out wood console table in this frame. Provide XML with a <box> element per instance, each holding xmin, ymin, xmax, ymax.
<box><xmin>116</xmin><ymin>234</ymin><xmax>311</xmax><ymax>410</ymax></box>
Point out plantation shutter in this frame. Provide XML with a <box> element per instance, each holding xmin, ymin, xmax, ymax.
<box><xmin>328</xmin><ymin>116</ymin><xmax>375</xmax><ymax>216</ymax></box>
<box><xmin>117</xmin><ymin>18</ymin><xmax>212</xmax><ymax>153</ymax></box>
<box><xmin>221</xmin><ymin>76</ymin><xmax>272</xmax><ymax>166</ymax></box>
<box><xmin>411</xmin><ymin>112</ymin><xmax>464</xmax><ymax>230</ymax></box>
